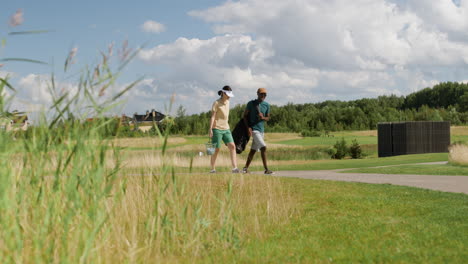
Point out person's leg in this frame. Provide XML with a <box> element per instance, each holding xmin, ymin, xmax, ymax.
<box><xmin>244</xmin><ymin>149</ymin><xmax>256</xmax><ymax>170</ymax></box>
<box><xmin>210</xmin><ymin>148</ymin><xmax>220</xmax><ymax>171</ymax></box>
<box><xmin>244</xmin><ymin>130</ymin><xmax>264</xmax><ymax>172</ymax></box>
<box><xmin>260</xmin><ymin>146</ymin><xmax>268</xmax><ymax>171</ymax></box>
<box><xmin>227</xmin><ymin>142</ymin><xmax>239</xmax><ymax>171</ymax></box>
<box><xmin>210</xmin><ymin>129</ymin><xmax>223</xmax><ymax>172</ymax></box>
<box><xmin>222</xmin><ymin>130</ymin><xmax>238</xmax><ymax>171</ymax></box>
<box><xmin>261</xmin><ymin>146</ymin><xmax>273</xmax><ymax>174</ymax></box>
<box><xmin>254</xmin><ymin>131</ymin><xmax>272</xmax><ymax>174</ymax></box>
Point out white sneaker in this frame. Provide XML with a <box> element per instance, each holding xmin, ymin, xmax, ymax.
<box><xmin>209</xmin><ymin>169</ymin><xmax>216</xmax><ymax>173</ymax></box>
<box><xmin>232</xmin><ymin>168</ymin><xmax>240</xmax><ymax>173</ymax></box>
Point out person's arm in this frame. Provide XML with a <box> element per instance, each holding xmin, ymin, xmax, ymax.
<box><xmin>209</xmin><ymin>102</ymin><xmax>217</xmax><ymax>138</ymax></box>
<box><xmin>209</xmin><ymin>112</ymin><xmax>217</xmax><ymax>138</ymax></box>
<box><xmin>258</xmin><ymin>112</ymin><xmax>270</xmax><ymax>121</ymax></box>
<box><xmin>257</xmin><ymin>105</ymin><xmax>270</xmax><ymax>121</ymax></box>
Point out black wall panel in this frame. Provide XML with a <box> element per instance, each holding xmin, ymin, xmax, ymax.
<box><xmin>377</xmin><ymin>121</ymin><xmax>450</xmax><ymax>157</ymax></box>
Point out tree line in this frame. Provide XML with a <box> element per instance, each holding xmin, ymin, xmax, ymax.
<box><xmin>172</xmin><ymin>82</ymin><xmax>468</xmax><ymax>135</ymax></box>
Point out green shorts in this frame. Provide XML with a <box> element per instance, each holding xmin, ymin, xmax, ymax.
<box><xmin>212</xmin><ymin>129</ymin><xmax>234</xmax><ymax>148</ymax></box>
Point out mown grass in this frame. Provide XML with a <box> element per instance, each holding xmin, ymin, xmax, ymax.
<box><xmin>278</xmin><ymin>132</ymin><xmax>468</xmax><ymax>147</ymax></box>
<box><xmin>272</xmin><ymin>153</ymin><xmax>448</xmax><ymax>171</ymax></box>
<box><xmin>230</xmin><ymin>179</ymin><xmax>468</xmax><ymax>263</ymax></box>
<box><xmin>195</xmin><ymin>153</ymin><xmax>449</xmax><ymax>173</ymax></box>
<box><xmin>276</xmin><ymin>134</ymin><xmax>378</xmax><ymax>146</ymax></box>
<box><xmin>344</xmin><ymin>164</ymin><xmax>468</xmax><ymax>176</ymax></box>
<box><xmin>452</xmin><ymin>135</ymin><xmax>468</xmax><ymax>143</ymax></box>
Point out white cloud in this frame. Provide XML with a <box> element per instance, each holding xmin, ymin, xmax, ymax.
<box><xmin>140</xmin><ymin>34</ymin><xmax>273</xmax><ymax>66</ymax></box>
<box><xmin>141</xmin><ymin>20</ymin><xmax>166</xmax><ymax>33</ymax></box>
<box><xmin>0</xmin><ymin>70</ymin><xmax>16</xmax><ymax>79</ymax></box>
<box><xmin>404</xmin><ymin>0</ymin><xmax>468</xmax><ymax>35</ymax></box>
<box><xmin>17</xmin><ymin>74</ymin><xmax>54</xmax><ymax>105</ymax></box>
<box><xmin>3</xmin><ymin>74</ymin><xmax>53</xmax><ymax>116</ymax></box>
<box><xmin>10</xmin><ymin>74</ymin><xmax>127</xmax><ymax>118</ymax></box>
<box><xmin>133</xmin><ymin>0</ymin><xmax>468</xmax><ymax>114</ymax></box>
<box><xmin>190</xmin><ymin>0</ymin><xmax>468</xmax><ymax>68</ymax></box>
<box><xmin>127</xmin><ymin>79</ymin><xmax>213</xmax><ymax>115</ymax></box>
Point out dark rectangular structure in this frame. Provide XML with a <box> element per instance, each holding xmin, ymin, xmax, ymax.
<box><xmin>377</xmin><ymin>121</ymin><xmax>450</xmax><ymax>157</ymax></box>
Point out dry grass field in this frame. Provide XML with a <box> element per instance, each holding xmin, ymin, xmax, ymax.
<box><xmin>88</xmin><ymin>170</ymin><xmax>296</xmax><ymax>262</ymax></box>
<box><xmin>451</xmin><ymin>126</ymin><xmax>468</xmax><ymax>136</ymax></box>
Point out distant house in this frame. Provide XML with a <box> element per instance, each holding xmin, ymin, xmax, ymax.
<box><xmin>2</xmin><ymin>112</ymin><xmax>29</xmax><ymax>132</ymax></box>
<box><xmin>132</xmin><ymin>109</ymin><xmax>165</xmax><ymax>132</ymax></box>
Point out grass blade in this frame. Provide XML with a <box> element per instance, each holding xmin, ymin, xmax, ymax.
<box><xmin>110</xmin><ymin>76</ymin><xmax>143</xmax><ymax>102</ymax></box>
<box><xmin>1</xmin><ymin>58</ymin><xmax>47</xmax><ymax>65</ymax></box>
<box><xmin>8</xmin><ymin>30</ymin><xmax>54</xmax><ymax>35</ymax></box>
<box><xmin>0</xmin><ymin>78</ymin><xmax>16</xmax><ymax>92</ymax></box>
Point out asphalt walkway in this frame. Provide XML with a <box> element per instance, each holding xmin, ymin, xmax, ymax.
<box><xmin>252</xmin><ymin>162</ymin><xmax>468</xmax><ymax>194</ymax></box>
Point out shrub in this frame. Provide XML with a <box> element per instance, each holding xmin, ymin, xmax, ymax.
<box><xmin>333</xmin><ymin>138</ymin><xmax>348</xmax><ymax>159</ymax></box>
<box><xmin>349</xmin><ymin>139</ymin><xmax>362</xmax><ymax>159</ymax></box>
<box><xmin>117</xmin><ymin>125</ymin><xmax>134</xmax><ymax>137</ymax></box>
<box><xmin>326</xmin><ymin>147</ymin><xmax>337</xmax><ymax>158</ymax></box>
<box><xmin>300</xmin><ymin>130</ymin><xmax>321</xmax><ymax>137</ymax></box>
<box><xmin>148</xmin><ymin>123</ymin><xmax>160</xmax><ymax>136</ymax></box>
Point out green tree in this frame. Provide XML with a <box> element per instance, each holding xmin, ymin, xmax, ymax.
<box><xmin>349</xmin><ymin>139</ymin><xmax>362</xmax><ymax>159</ymax></box>
<box><xmin>458</xmin><ymin>92</ymin><xmax>468</xmax><ymax>112</ymax></box>
<box><xmin>333</xmin><ymin>138</ymin><xmax>348</xmax><ymax>159</ymax></box>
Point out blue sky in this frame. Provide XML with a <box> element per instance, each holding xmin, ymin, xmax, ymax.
<box><xmin>2</xmin><ymin>0</ymin><xmax>218</xmax><ymax>79</ymax></box>
<box><xmin>2</xmin><ymin>0</ymin><xmax>468</xmax><ymax>117</ymax></box>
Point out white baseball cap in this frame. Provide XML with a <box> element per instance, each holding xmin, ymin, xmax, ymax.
<box><xmin>223</xmin><ymin>90</ymin><xmax>234</xmax><ymax>98</ymax></box>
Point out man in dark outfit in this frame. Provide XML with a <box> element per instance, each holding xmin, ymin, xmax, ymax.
<box><xmin>242</xmin><ymin>88</ymin><xmax>273</xmax><ymax>174</ymax></box>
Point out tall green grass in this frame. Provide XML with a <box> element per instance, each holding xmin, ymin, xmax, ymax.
<box><xmin>1</xmin><ymin>44</ymin><xmax>133</xmax><ymax>262</ymax></box>
<box><xmin>0</xmin><ymin>35</ymin><xmax>293</xmax><ymax>262</ymax></box>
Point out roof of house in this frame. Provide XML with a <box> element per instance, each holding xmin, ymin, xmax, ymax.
<box><xmin>133</xmin><ymin>110</ymin><xmax>165</xmax><ymax>122</ymax></box>
<box><xmin>11</xmin><ymin>115</ymin><xmax>28</xmax><ymax>124</ymax></box>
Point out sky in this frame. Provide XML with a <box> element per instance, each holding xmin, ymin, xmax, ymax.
<box><xmin>1</xmin><ymin>0</ymin><xmax>468</xmax><ymax>118</ymax></box>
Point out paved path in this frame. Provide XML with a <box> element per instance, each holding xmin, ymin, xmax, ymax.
<box><xmin>252</xmin><ymin>163</ymin><xmax>468</xmax><ymax>194</ymax></box>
